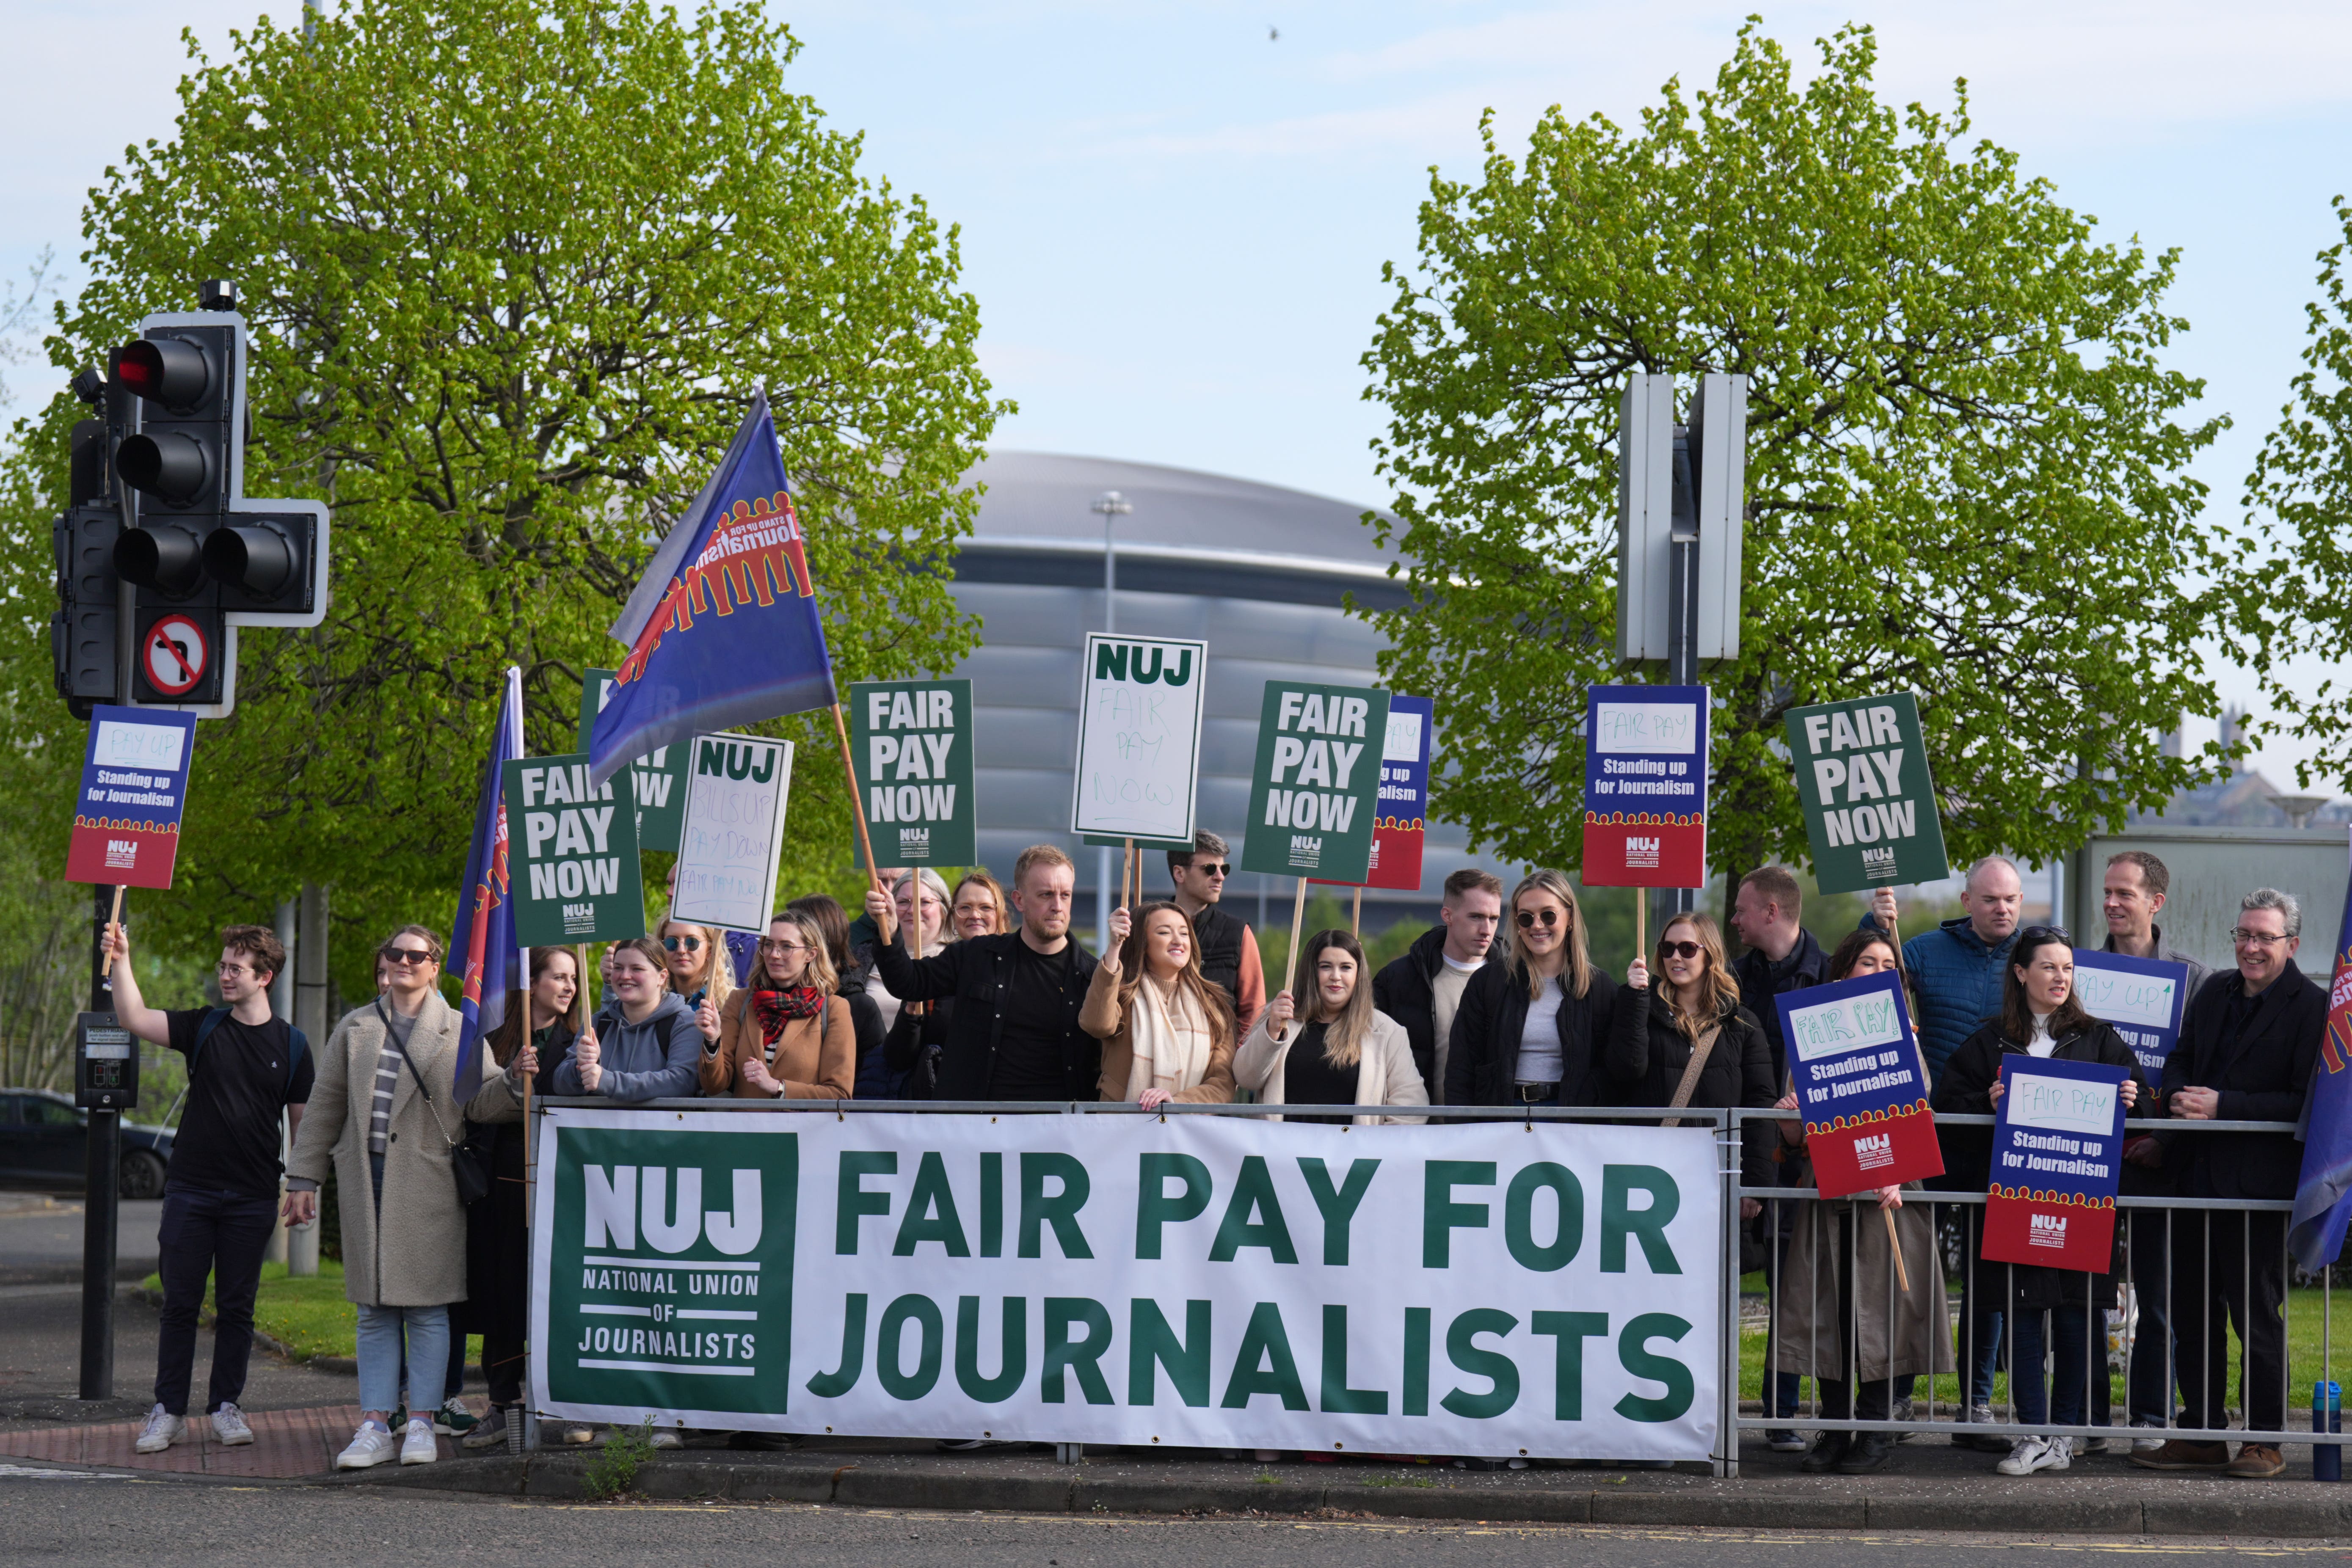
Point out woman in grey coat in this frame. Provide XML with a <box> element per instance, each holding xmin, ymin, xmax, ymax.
<box><xmin>551</xmin><ymin>935</ymin><xmax>700</xmax><ymax>1102</ymax></box>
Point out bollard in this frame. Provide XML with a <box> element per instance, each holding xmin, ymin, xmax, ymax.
<box><xmin>2316</xmin><ymin>1382</ymin><xmax>2342</xmax><ymax>1482</ymax></box>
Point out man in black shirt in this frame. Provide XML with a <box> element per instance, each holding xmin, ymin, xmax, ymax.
<box><xmin>106</xmin><ymin>922</ymin><xmax>313</xmax><ymax>1455</ymax></box>
<box><xmin>869</xmin><ymin>844</ymin><xmax>1099</xmax><ymax>1101</ymax></box>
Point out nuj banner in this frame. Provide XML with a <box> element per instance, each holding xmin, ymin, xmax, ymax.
<box><xmin>851</xmin><ymin>678</ymin><xmax>976</xmax><ymax>868</ymax></box>
<box><xmin>1776</xmin><ymin>973</ymin><xmax>1941</xmax><ymax>1198</ymax></box>
<box><xmin>530</xmin><ymin>1109</ymin><xmax>1722</xmax><ymax>1460</ymax></box>
<box><xmin>2071</xmin><ymin>950</ymin><xmax>2191</xmax><ymax>1079</ymax></box>
<box><xmin>1240</xmin><ymin>682</ymin><xmax>1390</xmax><ymax>882</ymax></box>
<box><xmin>1781</xmin><ymin>693</ymin><xmax>1949</xmax><ymax>893</ymax></box>
<box><xmin>1982</xmin><ymin>1055</ymin><xmax>2128</xmax><ymax>1273</ymax></box>
<box><xmin>66</xmin><ymin>705</ymin><xmax>197</xmax><ymax>890</ymax></box>
<box><xmin>1580</xmin><ymin>684</ymin><xmax>1706</xmax><ymax>889</ymax></box>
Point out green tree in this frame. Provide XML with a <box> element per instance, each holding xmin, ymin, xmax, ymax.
<box><xmin>1357</xmin><ymin>22</ymin><xmax>2231</xmax><ymax>912</ymax></box>
<box><xmin>0</xmin><ymin>0</ymin><xmax>1004</xmax><ymax>996</ymax></box>
<box><xmin>2238</xmin><ymin>195</ymin><xmax>2352</xmax><ymax>789</ymax></box>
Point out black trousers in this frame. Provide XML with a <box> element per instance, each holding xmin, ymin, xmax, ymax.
<box><xmin>153</xmin><ymin>1187</ymin><xmax>279</xmax><ymax>1417</ymax></box>
<box><xmin>2170</xmin><ymin>1209</ymin><xmax>2288</xmax><ymax>1435</ymax></box>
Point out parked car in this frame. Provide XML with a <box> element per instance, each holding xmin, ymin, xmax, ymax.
<box><xmin>0</xmin><ymin>1089</ymin><xmax>175</xmax><ymax>1199</ymax></box>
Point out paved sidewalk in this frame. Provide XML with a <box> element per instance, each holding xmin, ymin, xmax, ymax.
<box><xmin>0</xmin><ymin>1400</ymin><xmax>482</xmax><ymax>1477</ymax></box>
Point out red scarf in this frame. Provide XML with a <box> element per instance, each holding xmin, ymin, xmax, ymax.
<box><xmin>753</xmin><ymin>987</ymin><xmax>826</xmax><ymax>1044</ymax></box>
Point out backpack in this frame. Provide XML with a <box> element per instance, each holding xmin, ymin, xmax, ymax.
<box><xmin>188</xmin><ymin>1008</ymin><xmax>312</xmax><ymax>1100</ymax></box>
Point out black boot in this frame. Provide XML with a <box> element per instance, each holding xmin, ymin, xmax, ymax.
<box><xmin>1800</xmin><ymin>1431</ymin><xmax>1850</xmax><ymax>1473</ymax></box>
<box><xmin>1836</xmin><ymin>1433</ymin><xmax>1892</xmax><ymax>1474</ymax></box>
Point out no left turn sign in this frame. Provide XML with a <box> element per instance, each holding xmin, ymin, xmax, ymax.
<box><xmin>144</xmin><ymin>613</ymin><xmax>209</xmax><ymax>697</ymax></box>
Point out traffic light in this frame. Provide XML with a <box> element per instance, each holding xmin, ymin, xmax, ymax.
<box><xmin>50</xmin><ymin>373</ymin><xmax>127</xmax><ymax>717</ymax></box>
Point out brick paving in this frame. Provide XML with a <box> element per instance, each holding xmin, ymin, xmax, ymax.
<box><xmin>0</xmin><ymin>1399</ymin><xmax>489</xmax><ymax>1478</ymax></box>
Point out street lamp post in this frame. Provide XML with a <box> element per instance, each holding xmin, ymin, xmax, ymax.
<box><xmin>1090</xmin><ymin>491</ymin><xmax>1133</xmax><ymax>952</ymax></box>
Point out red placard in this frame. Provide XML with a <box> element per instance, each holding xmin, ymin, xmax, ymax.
<box><xmin>1806</xmin><ymin>1102</ymin><xmax>1943</xmax><ymax>1198</ymax></box>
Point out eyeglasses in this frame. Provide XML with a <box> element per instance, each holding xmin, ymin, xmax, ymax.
<box><xmin>1656</xmin><ymin>940</ymin><xmax>1704</xmax><ymax>960</ymax></box>
<box><xmin>383</xmin><ymin>948</ymin><xmax>436</xmax><ymax>967</ymax></box>
<box><xmin>662</xmin><ymin>935</ymin><xmax>704</xmax><ymax>953</ymax></box>
<box><xmin>1516</xmin><ymin>907</ymin><xmax>1563</xmax><ymax>929</ymax></box>
<box><xmin>2231</xmin><ymin>927</ymin><xmax>2291</xmax><ymax>946</ymax></box>
<box><xmin>1188</xmin><ymin>862</ymin><xmax>1231</xmax><ymax>877</ymax></box>
<box><xmin>215</xmin><ymin>962</ymin><xmax>254</xmax><ymax>978</ymax></box>
<box><xmin>758</xmin><ymin>939</ymin><xmax>812</xmax><ymax>955</ymax></box>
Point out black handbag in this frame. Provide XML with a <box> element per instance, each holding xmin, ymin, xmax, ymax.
<box><xmin>388</xmin><ymin>1003</ymin><xmax>494</xmax><ymax>1205</ymax></box>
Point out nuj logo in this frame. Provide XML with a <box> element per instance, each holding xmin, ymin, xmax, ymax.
<box><xmin>1625</xmin><ymin>835</ymin><xmax>1661</xmax><ymax>869</ymax></box>
<box><xmin>2029</xmin><ymin>1212</ymin><xmax>2068</xmax><ymax>1247</ymax></box>
<box><xmin>1855</xmin><ymin>1131</ymin><xmax>1894</xmax><ymax>1169</ymax></box>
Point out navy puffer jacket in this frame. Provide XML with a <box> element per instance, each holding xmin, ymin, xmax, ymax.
<box><xmin>1858</xmin><ymin>914</ymin><xmax>2016</xmax><ymax>1083</ymax></box>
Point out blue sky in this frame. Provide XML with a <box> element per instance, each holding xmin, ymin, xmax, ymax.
<box><xmin>7</xmin><ymin>0</ymin><xmax>2351</xmax><ymax>791</ymax></box>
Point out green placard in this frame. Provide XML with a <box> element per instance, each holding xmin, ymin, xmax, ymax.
<box><xmin>580</xmin><ymin>667</ymin><xmax>687</xmax><ymax>854</ymax></box>
<box><xmin>847</xmin><ymin>678</ymin><xmax>977</xmax><ymax>868</ymax></box>
<box><xmin>1238</xmin><ymin>681</ymin><xmax>1391</xmax><ymax>882</ymax></box>
<box><xmin>542</xmin><ymin>1122</ymin><xmax>798</xmax><ymax>1418</ymax></box>
<box><xmin>502</xmin><ymin>752</ymin><xmax>648</xmax><ymax>945</ymax></box>
<box><xmin>1783</xmin><ymin>691</ymin><xmax>1951</xmax><ymax>894</ymax></box>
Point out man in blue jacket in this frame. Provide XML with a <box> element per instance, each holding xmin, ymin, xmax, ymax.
<box><xmin>1866</xmin><ymin>854</ymin><xmax>2023</xmax><ymax>1448</ymax></box>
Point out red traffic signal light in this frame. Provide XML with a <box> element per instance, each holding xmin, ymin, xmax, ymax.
<box><xmin>115</xmin><ymin>337</ymin><xmax>211</xmax><ymax>410</ymax></box>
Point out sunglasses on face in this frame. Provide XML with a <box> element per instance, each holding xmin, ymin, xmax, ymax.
<box><xmin>2015</xmin><ymin>924</ymin><xmax>2072</xmax><ymax>947</ymax></box>
<box><xmin>1188</xmin><ymin>862</ymin><xmax>1231</xmax><ymax>877</ymax></box>
<box><xmin>1657</xmin><ymin>940</ymin><xmax>1704</xmax><ymax>961</ymax></box>
<box><xmin>1516</xmin><ymin>907</ymin><xmax>1563</xmax><ymax>929</ymax></box>
<box><xmin>662</xmin><ymin>935</ymin><xmax>703</xmax><ymax>953</ymax></box>
<box><xmin>383</xmin><ymin>948</ymin><xmax>435</xmax><ymax>967</ymax></box>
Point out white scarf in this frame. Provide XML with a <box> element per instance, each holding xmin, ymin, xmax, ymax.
<box><xmin>1124</xmin><ymin>975</ymin><xmax>1211</xmax><ymax>1100</ymax></box>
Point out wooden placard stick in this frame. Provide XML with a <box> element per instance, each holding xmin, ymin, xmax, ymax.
<box><xmin>828</xmin><ymin>702</ymin><xmax>886</xmax><ymax>901</ymax></box>
<box><xmin>1351</xmin><ymin>885</ymin><xmax>1362</xmax><ymax>938</ymax></box>
<box><xmin>1123</xmin><ymin>838</ymin><xmax>1135</xmax><ymax>924</ymax></box>
<box><xmin>1884</xmin><ymin>1204</ymin><xmax>1912</xmax><ymax>1292</ymax></box>
<box><xmin>1634</xmin><ymin>889</ymin><xmax>1646</xmax><ymax>969</ymax></box>
<box><xmin>1283</xmin><ymin>876</ymin><xmax>1310</xmax><ymax>1042</ymax></box>
<box><xmin>100</xmin><ymin>886</ymin><xmax>125</xmax><ymax>979</ymax></box>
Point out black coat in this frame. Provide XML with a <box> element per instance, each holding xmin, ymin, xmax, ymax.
<box><xmin>1372</xmin><ymin>925</ymin><xmax>1495</xmax><ymax>1100</ymax></box>
<box><xmin>1730</xmin><ymin>928</ymin><xmax>1831</xmax><ymax>1073</ymax></box>
<box><xmin>2159</xmin><ymin>964</ymin><xmax>2325</xmax><ymax>1199</ymax></box>
<box><xmin>1605</xmin><ymin>987</ymin><xmax>1778</xmax><ymax>1187</ymax></box>
<box><xmin>1442</xmin><ymin>961</ymin><xmax>1620</xmax><ymax>1108</ymax></box>
<box><xmin>871</xmin><ymin>929</ymin><xmax>1100</xmax><ymax>1101</ymax></box>
<box><xmin>882</xmin><ymin>993</ymin><xmax>957</xmax><ymax>1100</ymax></box>
<box><xmin>841</xmin><ymin>952</ymin><xmax>891</xmax><ymax>1099</ymax></box>
<box><xmin>1933</xmin><ymin>1017</ymin><xmax>2148</xmax><ymax>1309</ymax></box>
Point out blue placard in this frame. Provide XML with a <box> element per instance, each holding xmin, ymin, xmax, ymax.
<box><xmin>66</xmin><ymin>705</ymin><xmax>199</xmax><ymax>890</ymax></box>
<box><xmin>1775</xmin><ymin>970</ymin><xmax>1941</xmax><ymax>1195</ymax></box>
<box><xmin>1581</xmin><ymin>683</ymin><xmax>1708</xmax><ymax>887</ymax></box>
<box><xmin>2070</xmin><ymin>949</ymin><xmax>2190</xmax><ymax>1077</ymax></box>
<box><xmin>1985</xmin><ymin>1053</ymin><xmax>2130</xmax><ymax>1270</ymax></box>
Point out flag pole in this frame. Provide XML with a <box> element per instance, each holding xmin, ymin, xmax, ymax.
<box><xmin>830</xmin><ymin>702</ymin><xmax>884</xmax><ymax>897</ymax></box>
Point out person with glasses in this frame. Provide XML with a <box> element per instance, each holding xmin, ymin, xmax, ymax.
<box><xmin>1169</xmin><ymin>831</ymin><xmax>1266</xmax><ymax>1039</ymax></box>
<box><xmin>882</xmin><ymin>871</ymin><xmax>963</xmax><ymax>1100</ymax></box>
<box><xmin>1933</xmin><ymin>924</ymin><xmax>2148</xmax><ymax>1477</ymax></box>
<box><xmin>105</xmin><ymin>923</ymin><xmax>312</xmax><ymax>1458</ymax></box>
<box><xmin>655</xmin><ymin>919</ymin><xmax>733</xmax><ymax>1053</ymax></box>
<box><xmin>1609</xmin><ymin>911</ymin><xmax>1777</xmax><ymax>1159</ymax></box>
<box><xmin>951</xmin><ymin>871</ymin><xmax>1011</xmax><ymax>940</ymax></box>
<box><xmin>1443</xmin><ymin>869</ymin><xmax>1621</xmax><ymax>1110</ymax></box>
<box><xmin>2134</xmin><ymin>889</ymin><xmax>2325</xmax><ymax>1479</ymax></box>
<box><xmin>1372</xmin><ymin>868</ymin><xmax>1504</xmax><ymax>1104</ymax></box>
<box><xmin>865</xmin><ymin>868</ymin><xmax>953</xmax><ymax>1039</ymax></box>
<box><xmin>789</xmin><ymin>894</ymin><xmax>892</xmax><ymax>1099</ymax></box>
<box><xmin>701</xmin><ymin>912</ymin><xmax>856</xmax><ymax>1100</ymax></box>
<box><xmin>285</xmin><ymin>926</ymin><xmax>480</xmax><ymax>1469</ymax></box>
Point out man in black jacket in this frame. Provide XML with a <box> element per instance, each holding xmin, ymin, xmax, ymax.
<box><xmin>869</xmin><ymin>844</ymin><xmax>1100</xmax><ymax>1102</ymax></box>
<box><xmin>1371</xmin><ymin>868</ymin><xmax>1503</xmax><ymax>1102</ymax></box>
<box><xmin>2134</xmin><ymin>888</ymin><xmax>2326</xmax><ymax>1480</ymax></box>
<box><xmin>1168</xmin><ymin>832</ymin><xmax>1264</xmax><ymax>1037</ymax></box>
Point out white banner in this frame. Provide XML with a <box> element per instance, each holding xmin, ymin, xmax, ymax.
<box><xmin>532</xmin><ymin>1109</ymin><xmax>1721</xmax><ymax>1461</ymax></box>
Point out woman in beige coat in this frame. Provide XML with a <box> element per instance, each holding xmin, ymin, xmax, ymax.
<box><xmin>1232</xmin><ymin>929</ymin><xmax>1427</xmax><ymax>1125</ymax></box>
<box><xmin>1086</xmin><ymin>901</ymin><xmax>1238</xmax><ymax>1106</ymax></box>
<box><xmin>285</xmin><ymin>925</ymin><xmax>486</xmax><ymax>1470</ymax></box>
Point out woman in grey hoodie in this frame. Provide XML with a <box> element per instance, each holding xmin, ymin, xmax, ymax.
<box><xmin>553</xmin><ymin>936</ymin><xmax>700</xmax><ymax>1102</ymax></box>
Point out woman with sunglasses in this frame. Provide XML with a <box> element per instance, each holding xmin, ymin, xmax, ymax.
<box><xmin>788</xmin><ymin>895</ymin><xmax>893</xmax><ymax>1099</ymax></box>
<box><xmin>1609</xmin><ymin>910</ymin><xmax>1778</xmax><ymax>1150</ymax></box>
<box><xmin>1767</xmin><ymin>929</ymin><xmax>1954</xmax><ymax>1475</ymax></box>
<box><xmin>701</xmin><ymin>911</ymin><xmax>856</xmax><ymax>1100</ymax></box>
<box><xmin>1233</xmin><ymin>928</ymin><xmax>1427</xmax><ymax>1124</ymax></box>
<box><xmin>1443</xmin><ymin>869</ymin><xmax>1620</xmax><ymax>1109</ymax></box>
<box><xmin>655</xmin><ymin>919</ymin><xmax>734</xmax><ymax>1054</ymax></box>
<box><xmin>1931</xmin><ymin>924</ymin><xmax>2145</xmax><ymax>1477</ymax></box>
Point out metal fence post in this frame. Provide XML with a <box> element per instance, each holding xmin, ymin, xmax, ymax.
<box><xmin>1719</xmin><ymin>1106</ymin><xmax>1740</xmax><ymax>1478</ymax></box>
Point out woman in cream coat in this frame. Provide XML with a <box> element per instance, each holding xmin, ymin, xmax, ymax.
<box><xmin>1232</xmin><ymin>929</ymin><xmax>1427</xmax><ymax>1125</ymax></box>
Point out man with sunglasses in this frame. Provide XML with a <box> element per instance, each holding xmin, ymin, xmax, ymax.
<box><xmin>2135</xmin><ymin>889</ymin><xmax>2324</xmax><ymax>1478</ymax></box>
<box><xmin>1169</xmin><ymin>832</ymin><xmax>1265</xmax><ymax>1038</ymax></box>
<box><xmin>1373</xmin><ymin>867</ymin><xmax>1503</xmax><ymax>1102</ymax></box>
<box><xmin>105</xmin><ymin>922</ymin><xmax>312</xmax><ymax>1456</ymax></box>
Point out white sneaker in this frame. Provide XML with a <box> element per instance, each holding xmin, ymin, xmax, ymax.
<box><xmin>210</xmin><ymin>1403</ymin><xmax>253</xmax><ymax>1446</ymax></box>
<box><xmin>647</xmin><ymin>1427</ymin><xmax>683</xmax><ymax>1450</ymax></box>
<box><xmin>399</xmin><ymin>1417</ymin><xmax>438</xmax><ymax>1465</ymax></box>
<box><xmin>2131</xmin><ymin>1421</ymin><xmax>2167</xmax><ymax>1455</ymax></box>
<box><xmin>135</xmin><ymin>1405</ymin><xmax>184</xmax><ymax>1455</ymax></box>
<box><xmin>1996</xmin><ymin>1434</ymin><xmax>2071</xmax><ymax>1475</ymax></box>
<box><xmin>335</xmin><ymin>1422</ymin><xmax>397</xmax><ymax>1469</ymax></box>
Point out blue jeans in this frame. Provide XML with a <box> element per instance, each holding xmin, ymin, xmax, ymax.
<box><xmin>359</xmin><ymin>1150</ymin><xmax>451</xmax><ymax>1417</ymax></box>
<box><xmin>2010</xmin><ymin>1301</ymin><xmax>2096</xmax><ymax>1428</ymax></box>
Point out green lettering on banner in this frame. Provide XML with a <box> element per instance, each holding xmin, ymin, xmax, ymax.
<box><xmin>877</xmin><ymin>1294</ymin><xmax>944</xmax><ymax>1400</ymax></box>
<box><xmin>806</xmin><ymin>1292</ymin><xmax>867</xmax><ymax>1398</ymax></box>
<box><xmin>1615</xmin><ymin>1313</ymin><xmax>1696</xmax><ymax>1423</ymax></box>
<box><xmin>1128</xmin><ymin>1298</ymin><xmax>1212</xmax><ymax>1408</ymax></box>
<box><xmin>1019</xmin><ymin>1153</ymin><xmax>1095</xmax><ymax>1259</ymax></box>
<box><xmin>837</xmin><ymin>1152</ymin><xmax>896</xmax><ymax>1254</ymax></box>
<box><xmin>1220</xmin><ymin>1302</ymin><xmax>1309</xmax><ymax>1411</ymax></box>
<box><xmin>1600</xmin><ymin>1165</ymin><xmax>1681</xmax><ymax>1274</ymax></box>
<box><xmin>1209</xmin><ymin>1155</ymin><xmax>1299</xmax><ymax>1263</ymax></box>
<box><xmin>894</xmin><ymin>1152</ymin><xmax>971</xmax><ymax>1257</ymax></box>
<box><xmin>1506</xmin><ymin>1163</ymin><xmax>1585</xmax><ymax>1272</ymax></box>
<box><xmin>980</xmin><ymin>1151</ymin><xmax>1004</xmax><ymax>1258</ymax></box>
<box><xmin>1297</xmin><ymin>1157</ymin><xmax>1379</xmax><ymax>1265</ymax></box>
<box><xmin>1041</xmin><ymin>1298</ymin><xmax>1115</xmax><ymax>1405</ymax></box>
<box><xmin>1441</xmin><ymin>1308</ymin><xmax>1521</xmax><ymax>1419</ymax></box>
<box><xmin>1422</xmin><ymin>1161</ymin><xmax>1496</xmax><ymax>1266</ymax></box>
<box><xmin>1135</xmin><ymin>1152</ymin><xmax>1212</xmax><ymax>1260</ymax></box>
<box><xmin>1529</xmin><ymin>1311</ymin><xmax>1609</xmax><ymax>1420</ymax></box>
<box><xmin>954</xmin><ymin>1296</ymin><xmax>1026</xmax><ymax>1403</ymax></box>
<box><xmin>1318</xmin><ymin>1304</ymin><xmax>1389</xmax><ymax>1414</ymax></box>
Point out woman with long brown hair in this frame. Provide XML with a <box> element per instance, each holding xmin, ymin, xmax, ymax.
<box><xmin>700</xmin><ymin>911</ymin><xmax>856</xmax><ymax>1100</ymax></box>
<box><xmin>1084</xmin><ymin>901</ymin><xmax>1238</xmax><ymax>1106</ymax></box>
<box><xmin>1443</xmin><ymin>869</ymin><xmax>1619</xmax><ymax>1108</ymax></box>
<box><xmin>1233</xmin><ymin>929</ymin><xmax>1427</xmax><ymax>1124</ymax></box>
<box><xmin>1608</xmin><ymin>910</ymin><xmax>1778</xmax><ymax>1137</ymax></box>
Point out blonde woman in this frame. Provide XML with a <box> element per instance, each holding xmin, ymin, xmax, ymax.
<box><xmin>1232</xmin><ymin>929</ymin><xmax>1426</xmax><ymax>1125</ymax></box>
<box><xmin>701</xmin><ymin>912</ymin><xmax>857</xmax><ymax>1100</ymax></box>
<box><xmin>950</xmin><ymin>871</ymin><xmax>1010</xmax><ymax>939</ymax></box>
<box><xmin>1442</xmin><ymin>869</ymin><xmax>1620</xmax><ymax>1108</ymax></box>
<box><xmin>656</xmin><ymin>918</ymin><xmax>735</xmax><ymax>1050</ymax></box>
<box><xmin>1085</xmin><ymin>901</ymin><xmax>1238</xmax><ymax>1107</ymax></box>
<box><xmin>865</xmin><ymin>869</ymin><xmax>952</xmax><ymax>1037</ymax></box>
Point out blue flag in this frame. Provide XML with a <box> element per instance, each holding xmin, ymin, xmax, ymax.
<box><xmin>2291</xmin><ymin>835</ymin><xmax>2352</xmax><ymax>1270</ymax></box>
<box><xmin>587</xmin><ymin>392</ymin><xmax>835</xmax><ymax>788</ymax></box>
<box><xmin>451</xmin><ymin>667</ymin><xmax>524</xmax><ymax>1089</ymax></box>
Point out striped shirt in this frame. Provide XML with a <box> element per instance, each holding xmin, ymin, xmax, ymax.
<box><xmin>367</xmin><ymin>1004</ymin><xmax>420</xmax><ymax>1156</ymax></box>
